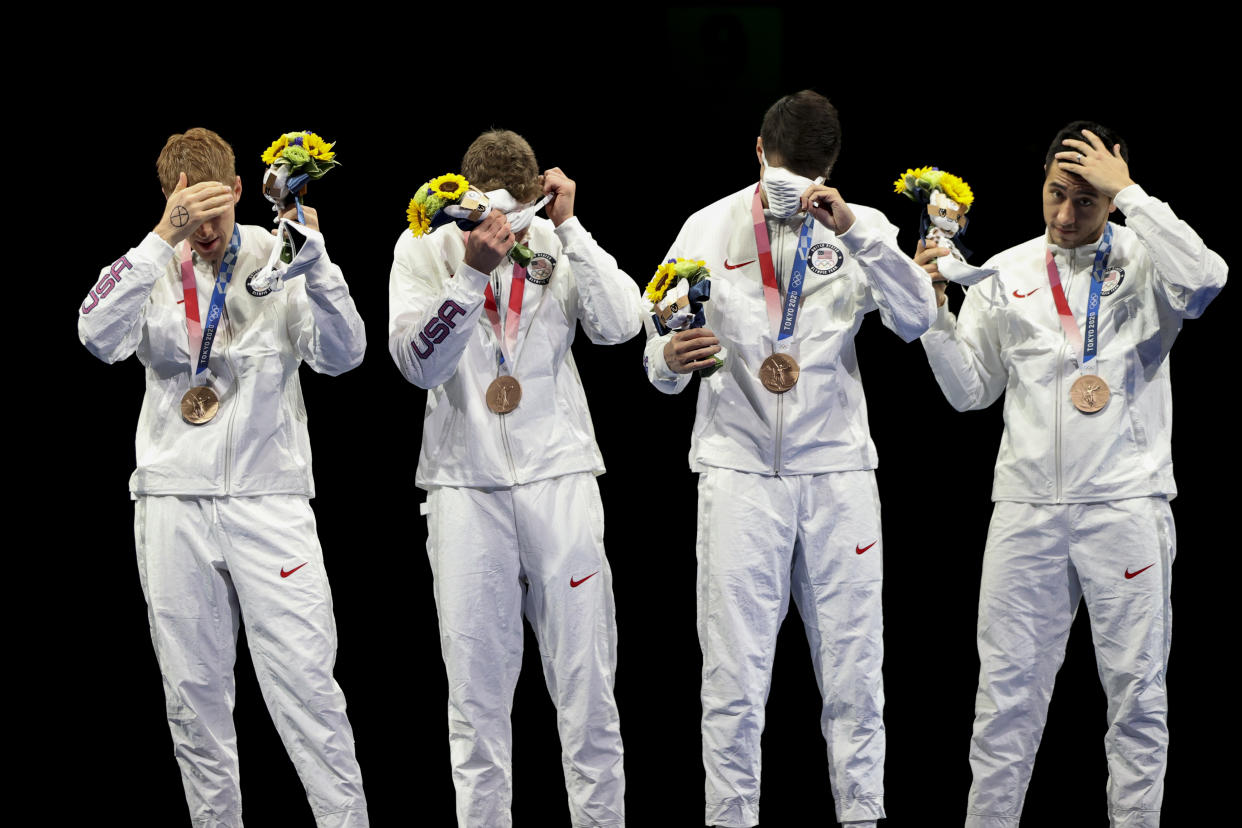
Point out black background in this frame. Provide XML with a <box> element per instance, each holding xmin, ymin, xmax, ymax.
<box><xmin>26</xmin><ymin>9</ymin><xmax>1234</xmax><ymax>826</ymax></box>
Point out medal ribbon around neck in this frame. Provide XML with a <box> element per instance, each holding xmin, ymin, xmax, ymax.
<box><xmin>1044</xmin><ymin>223</ymin><xmax>1113</xmax><ymax>371</ymax></box>
<box><xmin>751</xmin><ymin>185</ymin><xmax>815</xmax><ymax>352</ymax></box>
<box><xmin>179</xmin><ymin>224</ymin><xmax>242</xmax><ymax>383</ymax></box>
<box><xmin>482</xmin><ymin>262</ymin><xmax>528</xmax><ymax>369</ymax></box>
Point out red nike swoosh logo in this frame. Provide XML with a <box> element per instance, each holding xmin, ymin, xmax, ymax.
<box><xmin>570</xmin><ymin>571</ymin><xmax>599</xmax><ymax>588</ymax></box>
<box><xmin>281</xmin><ymin>562</ymin><xmax>308</xmax><ymax>578</ymax></box>
<box><xmin>856</xmin><ymin>541</ymin><xmax>877</xmax><ymax>555</ymax></box>
<box><xmin>1012</xmin><ymin>288</ymin><xmax>1041</xmax><ymax>298</ymax></box>
<box><xmin>724</xmin><ymin>258</ymin><xmax>756</xmax><ymax>270</ymax></box>
<box><xmin>1124</xmin><ymin>563</ymin><xmax>1155</xmax><ymax>579</ymax></box>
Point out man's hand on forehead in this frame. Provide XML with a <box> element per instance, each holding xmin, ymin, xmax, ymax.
<box><xmin>154</xmin><ymin>171</ymin><xmax>234</xmax><ymax>247</ymax></box>
<box><xmin>1054</xmin><ymin>129</ymin><xmax>1134</xmax><ymax>199</ymax></box>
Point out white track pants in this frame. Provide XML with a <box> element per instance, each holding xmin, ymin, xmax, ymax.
<box><xmin>134</xmin><ymin>495</ymin><xmax>368</xmax><ymax>828</ymax></box>
<box><xmin>697</xmin><ymin>468</ymin><xmax>886</xmax><ymax>827</ymax></box>
<box><xmin>965</xmin><ymin>498</ymin><xmax>1175</xmax><ymax>828</ymax></box>
<box><xmin>424</xmin><ymin>473</ymin><xmax>624</xmax><ymax>827</ymax></box>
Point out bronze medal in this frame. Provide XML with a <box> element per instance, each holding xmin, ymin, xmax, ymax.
<box><xmin>1070</xmin><ymin>374</ymin><xmax>1110</xmax><ymax>414</ymax></box>
<box><xmin>759</xmin><ymin>353</ymin><xmax>800</xmax><ymax>393</ymax></box>
<box><xmin>486</xmin><ymin>376</ymin><xmax>522</xmax><ymax>414</ymax></box>
<box><xmin>180</xmin><ymin>386</ymin><xmax>220</xmax><ymax>425</ymax></box>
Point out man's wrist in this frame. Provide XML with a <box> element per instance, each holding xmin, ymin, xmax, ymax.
<box><xmin>154</xmin><ymin>225</ymin><xmax>180</xmax><ymax>246</ymax></box>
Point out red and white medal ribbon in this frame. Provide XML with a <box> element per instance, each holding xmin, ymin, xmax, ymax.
<box><xmin>179</xmin><ymin>244</ymin><xmax>204</xmax><ymax>363</ymax></box>
<box><xmin>751</xmin><ymin>185</ymin><xmax>814</xmax><ymax>355</ymax></box>
<box><xmin>752</xmin><ymin>186</ymin><xmax>783</xmax><ymax>339</ymax></box>
<box><xmin>483</xmin><ymin>263</ymin><xmax>527</xmax><ymax>367</ymax></box>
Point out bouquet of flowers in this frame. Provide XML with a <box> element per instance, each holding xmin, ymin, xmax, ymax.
<box><xmin>407</xmin><ymin>174</ymin><xmax>535</xmax><ymax>266</ymax></box>
<box><xmin>258</xmin><ymin>130</ymin><xmax>339</xmax><ymax>270</ymax></box>
<box><xmin>894</xmin><ymin>166</ymin><xmax>994</xmax><ymax>286</ymax></box>
<box><xmin>646</xmin><ymin>257</ymin><xmax>725</xmax><ymax>375</ymax></box>
<box><xmin>260</xmin><ymin>130</ymin><xmax>339</xmax><ymax>218</ymax></box>
<box><xmin>894</xmin><ymin>166</ymin><xmax>974</xmax><ymax>260</ymax></box>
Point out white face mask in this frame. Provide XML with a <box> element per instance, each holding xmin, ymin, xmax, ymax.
<box><xmin>485</xmin><ymin>189</ymin><xmax>553</xmax><ymax>233</ymax></box>
<box><xmin>760</xmin><ymin>149</ymin><xmax>824</xmax><ymax>219</ymax></box>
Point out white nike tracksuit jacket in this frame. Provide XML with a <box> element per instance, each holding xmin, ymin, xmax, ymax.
<box><xmin>643</xmin><ymin>184</ymin><xmax>937</xmax><ymax>827</ymax></box>
<box><xmin>919</xmin><ymin>183</ymin><xmax>1227</xmax><ymax>828</ymax></box>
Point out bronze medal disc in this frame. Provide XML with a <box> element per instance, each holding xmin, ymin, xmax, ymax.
<box><xmin>1070</xmin><ymin>374</ymin><xmax>1110</xmax><ymax>414</ymax></box>
<box><xmin>759</xmin><ymin>353</ymin><xmax>800</xmax><ymax>393</ymax></box>
<box><xmin>486</xmin><ymin>376</ymin><xmax>522</xmax><ymax>414</ymax></box>
<box><xmin>181</xmin><ymin>386</ymin><xmax>220</xmax><ymax>425</ymax></box>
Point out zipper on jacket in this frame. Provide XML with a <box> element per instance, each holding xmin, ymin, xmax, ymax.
<box><xmin>1053</xmin><ymin>246</ymin><xmax>1078</xmax><ymax>504</ymax></box>
<box><xmin>492</xmin><ymin>268</ymin><xmax>520</xmax><ymax>487</ymax></box>
<box><xmin>221</xmin><ymin>274</ymin><xmax>241</xmax><ymax>494</ymax></box>
<box><xmin>499</xmin><ymin>410</ymin><xmax>519</xmax><ymax>486</ymax></box>
<box><xmin>774</xmin><ymin>393</ymin><xmax>785</xmax><ymax>476</ymax></box>
<box><xmin>772</xmin><ymin>219</ymin><xmax>785</xmax><ymax>476</ymax></box>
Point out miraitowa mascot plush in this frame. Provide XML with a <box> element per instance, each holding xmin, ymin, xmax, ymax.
<box><xmin>248</xmin><ymin>130</ymin><xmax>340</xmax><ymax>294</ymax></box>
<box><xmin>894</xmin><ymin>166</ymin><xmax>995</xmax><ymax>286</ymax></box>
<box><xmin>644</xmin><ymin>257</ymin><xmax>725</xmax><ymax>376</ymax></box>
<box><xmin>406</xmin><ymin>173</ymin><xmax>551</xmax><ymax>266</ymax></box>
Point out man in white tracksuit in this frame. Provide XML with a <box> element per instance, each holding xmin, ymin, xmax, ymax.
<box><xmin>642</xmin><ymin>90</ymin><xmax>937</xmax><ymax>828</ymax></box>
<box><xmin>388</xmin><ymin>130</ymin><xmax>641</xmax><ymax>827</ymax></box>
<box><xmin>915</xmin><ymin>121</ymin><xmax>1227</xmax><ymax>827</ymax></box>
<box><xmin>78</xmin><ymin>128</ymin><xmax>369</xmax><ymax>827</ymax></box>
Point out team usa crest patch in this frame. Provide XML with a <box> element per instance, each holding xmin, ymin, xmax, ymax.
<box><xmin>1100</xmin><ymin>267</ymin><xmax>1125</xmax><ymax>296</ymax></box>
<box><xmin>527</xmin><ymin>253</ymin><xmax>555</xmax><ymax>285</ymax></box>
<box><xmin>246</xmin><ymin>269</ymin><xmax>272</xmax><ymax>297</ymax></box>
<box><xmin>808</xmin><ymin>243</ymin><xmax>844</xmax><ymax>275</ymax></box>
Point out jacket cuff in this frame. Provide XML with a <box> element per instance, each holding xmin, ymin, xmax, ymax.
<box><xmin>646</xmin><ymin>333</ymin><xmax>682</xmax><ymax>381</ymax></box>
<box><xmin>835</xmin><ymin>208</ymin><xmax>884</xmax><ymax>254</ymax></box>
<box><xmin>456</xmin><ymin>262</ymin><xmax>492</xmax><ymax>293</ymax></box>
<box><xmin>926</xmin><ymin>300</ymin><xmax>957</xmax><ymax>334</ymax></box>
<box><xmin>139</xmin><ymin>232</ymin><xmax>176</xmax><ymax>267</ymax></box>
<box><xmin>1111</xmin><ymin>183</ymin><xmax>1148</xmax><ymax>215</ymax></box>
<box><xmin>283</xmin><ymin>223</ymin><xmax>339</xmax><ymax>290</ymax></box>
<box><xmin>552</xmin><ymin>215</ymin><xmax>585</xmax><ymax>245</ymax></box>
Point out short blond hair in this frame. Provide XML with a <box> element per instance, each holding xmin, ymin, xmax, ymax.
<box><xmin>461</xmin><ymin>130</ymin><xmax>542</xmax><ymax>203</ymax></box>
<box><xmin>156</xmin><ymin>128</ymin><xmax>236</xmax><ymax>194</ymax></box>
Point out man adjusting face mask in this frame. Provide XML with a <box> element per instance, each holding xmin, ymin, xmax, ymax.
<box><xmin>485</xmin><ymin>188</ymin><xmax>553</xmax><ymax>234</ymax></box>
<box><xmin>760</xmin><ymin>148</ymin><xmax>825</xmax><ymax>219</ymax></box>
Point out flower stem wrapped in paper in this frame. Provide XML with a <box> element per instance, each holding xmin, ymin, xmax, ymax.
<box><xmin>894</xmin><ymin>166</ymin><xmax>995</xmax><ymax>286</ymax></box>
<box><xmin>247</xmin><ymin>130</ymin><xmax>341</xmax><ymax>295</ymax></box>
<box><xmin>646</xmin><ymin>258</ymin><xmax>726</xmax><ymax>376</ymax></box>
<box><xmin>407</xmin><ymin>173</ymin><xmax>551</xmax><ymax>267</ymax></box>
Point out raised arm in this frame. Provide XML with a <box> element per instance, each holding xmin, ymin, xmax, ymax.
<box><xmin>79</xmin><ymin>174</ymin><xmax>234</xmax><ymax>363</ymax></box>
<box><xmin>919</xmin><ymin>274</ymin><xmax>1008</xmax><ymax>412</ymax></box>
<box><xmin>280</xmin><ymin>208</ymin><xmax>367</xmax><ymax>376</ymax></box>
<box><xmin>539</xmin><ymin>167</ymin><xmax>642</xmax><ymax>345</ymax></box>
<box><xmin>805</xmin><ymin>187</ymin><xmax>936</xmax><ymax>343</ymax></box>
<box><xmin>1056</xmin><ymin>129</ymin><xmax>1226</xmax><ymax>318</ymax></box>
<box><xmin>388</xmin><ymin>212</ymin><xmax>513</xmax><ymax>389</ymax></box>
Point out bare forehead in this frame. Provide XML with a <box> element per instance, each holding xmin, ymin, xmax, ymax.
<box><xmin>1044</xmin><ymin>162</ymin><xmax>1102</xmax><ymax>198</ymax></box>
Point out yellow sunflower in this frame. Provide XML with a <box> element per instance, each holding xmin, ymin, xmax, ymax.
<box><xmin>893</xmin><ymin>166</ymin><xmax>933</xmax><ymax>195</ymax></box>
<box><xmin>407</xmin><ymin>197</ymin><xmax>432</xmax><ymax>237</ymax></box>
<box><xmin>261</xmin><ymin>134</ymin><xmax>290</xmax><ymax>165</ymax></box>
<box><xmin>302</xmin><ymin>132</ymin><xmax>336</xmax><ymax>162</ymax></box>
<box><xmin>428</xmin><ymin>173</ymin><xmax>470</xmax><ymax>201</ymax></box>
<box><xmin>645</xmin><ymin>260</ymin><xmax>683</xmax><ymax>304</ymax></box>
<box><xmin>937</xmin><ymin>172</ymin><xmax>974</xmax><ymax>208</ymax></box>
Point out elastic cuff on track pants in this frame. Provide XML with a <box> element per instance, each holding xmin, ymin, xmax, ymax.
<box><xmin>314</xmin><ymin>805</ymin><xmax>369</xmax><ymax>828</ymax></box>
<box><xmin>706</xmin><ymin>796</ymin><xmax>759</xmax><ymax>827</ymax></box>
<box><xmin>1110</xmin><ymin>808</ymin><xmax>1161</xmax><ymax>828</ymax></box>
